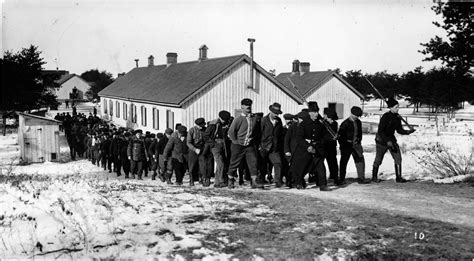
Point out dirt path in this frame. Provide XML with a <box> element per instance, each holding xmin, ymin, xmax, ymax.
<box><xmin>258</xmin><ymin>181</ymin><xmax>474</xmax><ymax>228</ymax></box>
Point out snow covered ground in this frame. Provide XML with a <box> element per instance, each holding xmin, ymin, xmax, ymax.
<box><xmin>0</xmin><ymin>118</ymin><xmax>473</xmax><ymax>258</ymax></box>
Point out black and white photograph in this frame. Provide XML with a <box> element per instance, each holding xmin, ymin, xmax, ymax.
<box><xmin>1</xmin><ymin>0</ymin><xmax>473</xmax><ymax>259</ymax></box>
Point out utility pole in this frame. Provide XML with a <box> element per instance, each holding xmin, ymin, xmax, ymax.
<box><xmin>247</xmin><ymin>38</ymin><xmax>255</xmax><ymax>89</ymax></box>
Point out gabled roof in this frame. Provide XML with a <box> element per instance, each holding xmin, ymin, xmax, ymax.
<box><xmin>19</xmin><ymin>112</ymin><xmax>62</xmax><ymax>124</ymax></box>
<box><xmin>276</xmin><ymin>70</ymin><xmax>364</xmax><ymax>99</ymax></box>
<box><xmin>99</xmin><ymin>54</ymin><xmax>303</xmax><ymax>106</ymax></box>
<box><xmin>56</xmin><ymin>74</ymin><xmax>77</xmax><ymax>85</ymax></box>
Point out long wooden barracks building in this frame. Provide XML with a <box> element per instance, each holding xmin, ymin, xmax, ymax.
<box><xmin>98</xmin><ymin>45</ymin><xmax>304</xmax><ymax>132</ymax></box>
<box><xmin>99</xmin><ymin>45</ymin><xmax>363</xmax><ymax>132</ymax></box>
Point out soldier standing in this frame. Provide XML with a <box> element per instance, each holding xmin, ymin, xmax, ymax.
<box><xmin>127</xmin><ymin>129</ymin><xmax>148</xmax><ymax>180</ymax></box>
<box><xmin>204</xmin><ymin>110</ymin><xmax>231</xmax><ymax>188</ymax></box>
<box><xmin>291</xmin><ymin>102</ymin><xmax>330</xmax><ymax>191</ymax></box>
<box><xmin>259</xmin><ymin>103</ymin><xmax>284</xmax><ymax>187</ymax></box>
<box><xmin>284</xmin><ymin>112</ymin><xmax>306</xmax><ymax>188</ymax></box>
<box><xmin>372</xmin><ymin>98</ymin><xmax>415</xmax><ymax>183</ymax></box>
<box><xmin>338</xmin><ymin>106</ymin><xmax>369</xmax><ymax>185</ymax></box>
<box><xmin>227</xmin><ymin>98</ymin><xmax>261</xmax><ymax>189</ymax></box>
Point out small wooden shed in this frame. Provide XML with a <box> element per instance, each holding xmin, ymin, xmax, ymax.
<box><xmin>18</xmin><ymin>113</ymin><xmax>61</xmax><ymax>163</ymax></box>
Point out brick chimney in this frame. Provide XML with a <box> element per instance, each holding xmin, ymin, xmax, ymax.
<box><xmin>148</xmin><ymin>55</ymin><xmax>154</xmax><ymax>66</ymax></box>
<box><xmin>299</xmin><ymin>62</ymin><xmax>310</xmax><ymax>75</ymax></box>
<box><xmin>292</xmin><ymin>60</ymin><xmax>300</xmax><ymax>74</ymax></box>
<box><xmin>166</xmin><ymin>53</ymin><xmax>177</xmax><ymax>65</ymax></box>
<box><xmin>199</xmin><ymin>45</ymin><xmax>208</xmax><ymax>61</ymax></box>
<box><xmin>134</xmin><ymin>59</ymin><xmax>139</xmax><ymax>68</ymax></box>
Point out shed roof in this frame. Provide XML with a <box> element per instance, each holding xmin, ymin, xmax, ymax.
<box><xmin>99</xmin><ymin>54</ymin><xmax>303</xmax><ymax>106</ymax></box>
<box><xmin>19</xmin><ymin>113</ymin><xmax>62</xmax><ymax>124</ymax></box>
<box><xmin>276</xmin><ymin>71</ymin><xmax>364</xmax><ymax>99</ymax></box>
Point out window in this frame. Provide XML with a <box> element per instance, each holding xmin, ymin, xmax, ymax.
<box><xmin>131</xmin><ymin>104</ymin><xmax>137</xmax><ymax>123</ymax></box>
<box><xmin>123</xmin><ymin>103</ymin><xmax>128</xmax><ymax>120</ymax></box>
<box><xmin>152</xmin><ymin>108</ymin><xmax>159</xmax><ymax>130</ymax></box>
<box><xmin>141</xmin><ymin>106</ymin><xmax>147</xmax><ymax>126</ymax></box>
<box><xmin>116</xmin><ymin>101</ymin><xmax>120</xmax><ymax>118</ymax></box>
<box><xmin>103</xmin><ymin>99</ymin><xmax>107</xmax><ymax>114</ymax></box>
<box><xmin>109</xmin><ymin>100</ymin><xmax>113</xmax><ymax>116</ymax></box>
<box><xmin>166</xmin><ymin>109</ymin><xmax>174</xmax><ymax>129</ymax></box>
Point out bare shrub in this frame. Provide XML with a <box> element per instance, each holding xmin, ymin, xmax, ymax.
<box><xmin>412</xmin><ymin>143</ymin><xmax>473</xmax><ymax>179</ymax></box>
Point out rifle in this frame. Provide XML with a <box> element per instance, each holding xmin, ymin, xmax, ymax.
<box><xmin>364</xmin><ymin>77</ymin><xmax>415</xmax><ymax>132</ymax></box>
<box><xmin>287</xmin><ymin>77</ymin><xmax>339</xmax><ymax>140</ymax></box>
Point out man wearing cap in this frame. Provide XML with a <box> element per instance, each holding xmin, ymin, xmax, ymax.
<box><xmin>259</xmin><ymin>103</ymin><xmax>284</xmax><ymax>187</ymax></box>
<box><xmin>281</xmin><ymin>113</ymin><xmax>295</xmax><ymax>187</ymax></box>
<box><xmin>187</xmin><ymin>118</ymin><xmax>211</xmax><ymax>186</ymax></box>
<box><xmin>100</xmin><ymin>133</ymin><xmax>112</xmax><ymax>172</ymax></box>
<box><xmin>226</xmin><ymin>98</ymin><xmax>261</xmax><ymax>189</ymax></box>
<box><xmin>158</xmin><ymin>129</ymin><xmax>173</xmax><ymax>183</ymax></box>
<box><xmin>322</xmin><ymin>108</ymin><xmax>339</xmax><ymax>183</ymax></box>
<box><xmin>109</xmin><ymin>131</ymin><xmax>123</xmax><ymax>176</ymax></box>
<box><xmin>338</xmin><ymin>106</ymin><xmax>369</xmax><ymax>185</ymax></box>
<box><xmin>127</xmin><ymin>129</ymin><xmax>149</xmax><ymax>180</ymax></box>
<box><xmin>164</xmin><ymin>125</ymin><xmax>189</xmax><ymax>185</ymax></box>
<box><xmin>373</xmin><ymin>97</ymin><xmax>415</xmax><ymax>183</ymax></box>
<box><xmin>120</xmin><ymin>132</ymin><xmax>132</xmax><ymax>178</ymax></box>
<box><xmin>143</xmin><ymin>131</ymin><xmax>152</xmax><ymax>177</ymax></box>
<box><xmin>148</xmin><ymin>133</ymin><xmax>159</xmax><ymax>180</ymax></box>
<box><xmin>292</xmin><ymin>102</ymin><xmax>330</xmax><ymax>191</ymax></box>
<box><xmin>204</xmin><ymin>110</ymin><xmax>232</xmax><ymax>188</ymax></box>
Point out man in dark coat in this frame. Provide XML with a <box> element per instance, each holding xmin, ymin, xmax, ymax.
<box><xmin>284</xmin><ymin>112</ymin><xmax>306</xmax><ymax>188</ymax></box>
<box><xmin>226</xmin><ymin>98</ymin><xmax>261</xmax><ymax>189</ymax></box>
<box><xmin>163</xmin><ymin>126</ymin><xmax>188</xmax><ymax>185</ymax></box>
<box><xmin>187</xmin><ymin>118</ymin><xmax>211</xmax><ymax>186</ymax></box>
<box><xmin>280</xmin><ymin>113</ymin><xmax>295</xmax><ymax>187</ymax></box>
<box><xmin>338</xmin><ymin>106</ymin><xmax>369</xmax><ymax>185</ymax></box>
<box><xmin>322</xmin><ymin>108</ymin><xmax>339</xmax><ymax>183</ymax></box>
<box><xmin>127</xmin><ymin>129</ymin><xmax>148</xmax><ymax>180</ymax></box>
<box><xmin>158</xmin><ymin>128</ymin><xmax>173</xmax><ymax>183</ymax></box>
<box><xmin>100</xmin><ymin>133</ymin><xmax>112</xmax><ymax>171</ymax></box>
<box><xmin>109</xmin><ymin>131</ymin><xmax>122</xmax><ymax>176</ymax></box>
<box><xmin>372</xmin><ymin>98</ymin><xmax>415</xmax><ymax>183</ymax></box>
<box><xmin>149</xmin><ymin>133</ymin><xmax>158</xmax><ymax>180</ymax></box>
<box><xmin>259</xmin><ymin>103</ymin><xmax>284</xmax><ymax>187</ymax></box>
<box><xmin>143</xmin><ymin>131</ymin><xmax>152</xmax><ymax>177</ymax></box>
<box><xmin>204</xmin><ymin>110</ymin><xmax>231</xmax><ymax>188</ymax></box>
<box><xmin>291</xmin><ymin>102</ymin><xmax>330</xmax><ymax>191</ymax></box>
<box><xmin>120</xmin><ymin>132</ymin><xmax>131</xmax><ymax>178</ymax></box>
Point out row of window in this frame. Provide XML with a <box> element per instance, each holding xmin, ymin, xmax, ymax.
<box><xmin>103</xmin><ymin>99</ymin><xmax>174</xmax><ymax>129</ymax></box>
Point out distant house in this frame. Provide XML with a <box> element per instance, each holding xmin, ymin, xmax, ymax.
<box><xmin>98</xmin><ymin>45</ymin><xmax>303</xmax><ymax>132</ymax></box>
<box><xmin>55</xmin><ymin>74</ymin><xmax>92</xmax><ymax>104</ymax></box>
<box><xmin>276</xmin><ymin>60</ymin><xmax>364</xmax><ymax>119</ymax></box>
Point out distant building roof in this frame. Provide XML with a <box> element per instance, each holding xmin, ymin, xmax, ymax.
<box><xmin>276</xmin><ymin>70</ymin><xmax>364</xmax><ymax>99</ymax></box>
<box><xmin>99</xmin><ymin>54</ymin><xmax>303</xmax><ymax>106</ymax></box>
<box><xmin>56</xmin><ymin>74</ymin><xmax>77</xmax><ymax>85</ymax></box>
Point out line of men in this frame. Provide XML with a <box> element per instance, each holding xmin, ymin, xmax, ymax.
<box><xmin>60</xmin><ymin>97</ymin><xmax>415</xmax><ymax>191</ymax></box>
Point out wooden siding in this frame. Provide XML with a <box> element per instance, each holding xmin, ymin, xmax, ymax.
<box><xmin>19</xmin><ymin>114</ymin><xmax>60</xmax><ymax>163</ymax></box>
<box><xmin>182</xmin><ymin>62</ymin><xmax>301</xmax><ymax>127</ymax></box>
<box><xmin>305</xmin><ymin>77</ymin><xmax>362</xmax><ymax>119</ymax></box>
<box><xmin>101</xmin><ymin>97</ymin><xmax>183</xmax><ymax>133</ymax></box>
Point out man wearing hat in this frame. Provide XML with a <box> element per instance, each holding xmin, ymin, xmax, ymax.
<box><xmin>373</xmin><ymin>97</ymin><xmax>415</xmax><ymax>183</ymax></box>
<box><xmin>109</xmin><ymin>131</ymin><xmax>123</xmax><ymax>177</ymax></box>
<box><xmin>226</xmin><ymin>98</ymin><xmax>261</xmax><ymax>189</ymax></box>
<box><xmin>158</xmin><ymin>129</ymin><xmax>174</xmax><ymax>183</ymax></box>
<box><xmin>338</xmin><ymin>106</ymin><xmax>369</xmax><ymax>185</ymax></box>
<box><xmin>291</xmin><ymin>102</ymin><xmax>330</xmax><ymax>191</ymax></box>
<box><xmin>280</xmin><ymin>113</ymin><xmax>295</xmax><ymax>187</ymax></box>
<box><xmin>204</xmin><ymin>110</ymin><xmax>232</xmax><ymax>188</ymax></box>
<box><xmin>187</xmin><ymin>118</ymin><xmax>212</xmax><ymax>186</ymax></box>
<box><xmin>284</xmin><ymin>111</ymin><xmax>307</xmax><ymax>188</ymax></box>
<box><xmin>164</xmin><ymin>125</ymin><xmax>189</xmax><ymax>185</ymax></box>
<box><xmin>259</xmin><ymin>103</ymin><xmax>284</xmax><ymax>187</ymax></box>
<box><xmin>127</xmin><ymin>129</ymin><xmax>149</xmax><ymax>180</ymax></box>
<box><xmin>322</xmin><ymin>108</ymin><xmax>339</xmax><ymax>183</ymax></box>
<box><xmin>120</xmin><ymin>132</ymin><xmax>131</xmax><ymax>178</ymax></box>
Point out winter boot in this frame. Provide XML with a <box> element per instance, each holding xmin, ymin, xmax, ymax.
<box><xmin>371</xmin><ymin>166</ymin><xmax>381</xmax><ymax>183</ymax></box>
<box><xmin>159</xmin><ymin>171</ymin><xmax>166</xmax><ymax>182</ymax></box>
<box><xmin>166</xmin><ymin>171</ymin><xmax>173</xmax><ymax>185</ymax></box>
<box><xmin>189</xmin><ymin>172</ymin><xmax>195</xmax><ymax>186</ymax></box>
<box><xmin>152</xmin><ymin>171</ymin><xmax>157</xmax><ymax>180</ymax></box>
<box><xmin>395</xmin><ymin>164</ymin><xmax>407</xmax><ymax>183</ymax></box>
<box><xmin>251</xmin><ymin>177</ymin><xmax>264</xmax><ymax>189</ymax></box>
<box><xmin>356</xmin><ymin>162</ymin><xmax>370</xmax><ymax>184</ymax></box>
<box><xmin>125</xmin><ymin>173</ymin><xmax>129</xmax><ymax>179</ymax></box>
<box><xmin>228</xmin><ymin>178</ymin><xmax>235</xmax><ymax>189</ymax></box>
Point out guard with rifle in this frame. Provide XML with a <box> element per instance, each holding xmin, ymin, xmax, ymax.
<box><xmin>322</xmin><ymin>108</ymin><xmax>339</xmax><ymax>183</ymax></box>
<box><xmin>337</xmin><ymin>106</ymin><xmax>370</xmax><ymax>185</ymax></box>
<box><xmin>373</xmin><ymin>98</ymin><xmax>415</xmax><ymax>183</ymax></box>
<box><xmin>291</xmin><ymin>102</ymin><xmax>330</xmax><ymax>191</ymax></box>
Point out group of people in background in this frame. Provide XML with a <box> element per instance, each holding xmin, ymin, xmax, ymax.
<box><xmin>57</xmin><ymin>97</ymin><xmax>415</xmax><ymax>191</ymax></box>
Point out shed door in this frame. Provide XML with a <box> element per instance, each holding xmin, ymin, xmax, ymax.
<box><xmin>36</xmin><ymin>128</ymin><xmax>44</xmax><ymax>162</ymax></box>
<box><xmin>24</xmin><ymin>138</ymin><xmax>36</xmax><ymax>163</ymax></box>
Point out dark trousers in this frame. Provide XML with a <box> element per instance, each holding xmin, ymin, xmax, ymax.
<box><xmin>101</xmin><ymin>153</ymin><xmax>108</xmax><ymax>169</ymax></box>
<box><xmin>159</xmin><ymin>154</ymin><xmax>172</xmax><ymax>174</ymax></box>
<box><xmin>324</xmin><ymin>143</ymin><xmax>339</xmax><ymax>180</ymax></box>
<box><xmin>282</xmin><ymin>155</ymin><xmax>292</xmax><ymax>186</ymax></box>
<box><xmin>259</xmin><ymin>150</ymin><xmax>282</xmax><ymax>186</ymax></box>
<box><xmin>211</xmin><ymin>140</ymin><xmax>229</xmax><ymax>185</ymax></box>
<box><xmin>111</xmin><ymin>155</ymin><xmax>121</xmax><ymax>174</ymax></box>
<box><xmin>373</xmin><ymin>142</ymin><xmax>402</xmax><ymax>167</ymax></box>
<box><xmin>227</xmin><ymin>144</ymin><xmax>258</xmax><ymax>181</ymax></box>
<box><xmin>69</xmin><ymin>144</ymin><xmax>76</xmax><ymax>160</ymax></box>
<box><xmin>151</xmin><ymin>156</ymin><xmax>158</xmax><ymax>171</ymax></box>
<box><xmin>339</xmin><ymin>144</ymin><xmax>365</xmax><ymax>181</ymax></box>
<box><xmin>172</xmin><ymin>158</ymin><xmax>186</xmax><ymax>183</ymax></box>
<box><xmin>292</xmin><ymin>153</ymin><xmax>327</xmax><ymax>187</ymax></box>
<box><xmin>130</xmin><ymin>160</ymin><xmax>144</xmax><ymax>177</ymax></box>
<box><xmin>121</xmin><ymin>157</ymin><xmax>130</xmax><ymax>175</ymax></box>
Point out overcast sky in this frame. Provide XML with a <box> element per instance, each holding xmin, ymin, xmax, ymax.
<box><xmin>2</xmin><ymin>0</ymin><xmax>444</xmax><ymax>77</ymax></box>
